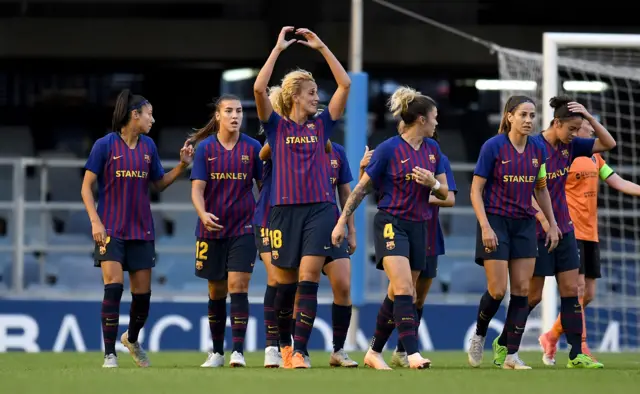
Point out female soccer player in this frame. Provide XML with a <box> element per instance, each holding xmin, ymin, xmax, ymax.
<box><xmin>253</xmin><ymin>26</ymin><xmax>350</xmax><ymax>369</ymax></box>
<box><xmin>506</xmin><ymin>97</ymin><xmax>614</xmax><ymax>369</ymax></box>
<box><xmin>390</xmin><ymin>132</ymin><xmax>458</xmax><ymax>368</ymax></box>
<box><xmin>253</xmin><ymin>127</ymin><xmax>283</xmax><ymax>369</ymax></box>
<box><xmin>540</xmin><ymin>117</ymin><xmax>640</xmax><ymax>365</ymax></box>
<box><xmin>333</xmin><ymin>86</ymin><xmax>449</xmax><ymax>370</ymax></box>
<box><xmin>324</xmin><ymin>139</ymin><xmax>358</xmax><ymax>368</ymax></box>
<box><xmin>81</xmin><ymin>89</ymin><xmax>194</xmax><ymax>368</ymax></box>
<box><xmin>467</xmin><ymin>95</ymin><xmax>559</xmax><ymax>370</ymax></box>
<box><xmin>190</xmin><ymin>94</ymin><xmax>263</xmax><ymax>368</ymax></box>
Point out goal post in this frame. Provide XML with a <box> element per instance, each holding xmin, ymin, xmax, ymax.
<box><xmin>541</xmin><ymin>32</ymin><xmax>640</xmax><ymax>339</ymax></box>
<box><xmin>492</xmin><ymin>32</ymin><xmax>640</xmax><ymax>351</ymax></box>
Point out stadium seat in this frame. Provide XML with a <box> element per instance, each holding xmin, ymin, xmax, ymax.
<box><xmin>0</xmin><ymin>127</ymin><xmax>35</xmax><ymax>157</ymax></box>
<box><xmin>448</xmin><ymin>262</ymin><xmax>486</xmax><ymax>294</ymax></box>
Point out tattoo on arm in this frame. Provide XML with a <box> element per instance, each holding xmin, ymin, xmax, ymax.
<box><xmin>342</xmin><ymin>179</ymin><xmax>373</xmax><ymax>218</ymax></box>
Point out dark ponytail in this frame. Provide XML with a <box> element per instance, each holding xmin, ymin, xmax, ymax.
<box><xmin>111</xmin><ymin>89</ymin><xmax>149</xmax><ymax>132</ymax></box>
<box><xmin>189</xmin><ymin>94</ymin><xmax>241</xmax><ymax>145</ymax></box>
<box><xmin>498</xmin><ymin>95</ymin><xmax>535</xmax><ymax>134</ymax></box>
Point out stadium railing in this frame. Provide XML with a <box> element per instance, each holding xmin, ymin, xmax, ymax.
<box><xmin>0</xmin><ymin>157</ymin><xmax>479</xmax><ymax>298</ymax></box>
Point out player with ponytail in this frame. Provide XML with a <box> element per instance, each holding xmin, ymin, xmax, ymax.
<box><xmin>82</xmin><ymin>89</ymin><xmax>193</xmax><ymax>368</ymax></box>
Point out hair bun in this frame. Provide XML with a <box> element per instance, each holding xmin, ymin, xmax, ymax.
<box><xmin>549</xmin><ymin>95</ymin><xmax>572</xmax><ymax>109</ymax></box>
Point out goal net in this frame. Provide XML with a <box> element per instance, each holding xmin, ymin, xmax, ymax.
<box><xmin>494</xmin><ymin>38</ymin><xmax>640</xmax><ymax>352</ymax></box>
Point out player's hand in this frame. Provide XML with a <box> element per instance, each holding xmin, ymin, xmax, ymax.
<box><xmin>200</xmin><ymin>212</ymin><xmax>223</xmax><ymax>232</ymax></box>
<box><xmin>360</xmin><ymin>146</ymin><xmax>373</xmax><ymax>169</ymax></box>
<box><xmin>481</xmin><ymin>225</ymin><xmax>499</xmax><ymax>253</ymax></box>
<box><xmin>545</xmin><ymin>223</ymin><xmax>562</xmax><ymax>252</ymax></box>
<box><xmin>347</xmin><ymin>228</ymin><xmax>357</xmax><ymax>255</ymax></box>
<box><xmin>296</xmin><ymin>28</ymin><xmax>327</xmax><ymax>50</ymax></box>
<box><xmin>331</xmin><ymin>224</ymin><xmax>346</xmax><ymax>247</ymax></box>
<box><xmin>275</xmin><ymin>26</ymin><xmax>297</xmax><ymax>52</ymax></box>
<box><xmin>567</xmin><ymin>102</ymin><xmax>593</xmax><ymax>119</ymax></box>
<box><xmin>179</xmin><ymin>140</ymin><xmax>194</xmax><ymax>166</ymax></box>
<box><xmin>412</xmin><ymin>167</ymin><xmax>436</xmax><ymax>187</ymax></box>
<box><xmin>91</xmin><ymin>220</ymin><xmax>107</xmax><ymax>246</ymax></box>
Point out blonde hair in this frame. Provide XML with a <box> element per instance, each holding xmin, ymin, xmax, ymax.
<box><xmin>268</xmin><ymin>69</ymin><xmax>315</xmax><ymax>117</ymax></box>
<box><xmin>387</xmin><ymin>86</ymin><xmax>436</xmax><ymax>133</ymax></box>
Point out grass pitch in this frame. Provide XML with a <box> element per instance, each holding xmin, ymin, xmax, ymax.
<box><xmin>1</xmin><ymin>351</ymin><xmax>638</xmax><ymax>394</ymax></box>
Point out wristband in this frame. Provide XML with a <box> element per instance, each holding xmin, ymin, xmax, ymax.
<box><xmin>432</xmin><ymin>180</ymin><xmax>441</xmax><ymax>191</ymax></box>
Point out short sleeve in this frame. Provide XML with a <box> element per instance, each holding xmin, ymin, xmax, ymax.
<box><xmin>190</xmin><ymin>143</ymin><xmax>209</xmax><ymax>182</ymax></box>
<box><xmin>442</xmin><ymin>156</ymin><xmax>457</xmax><ymax>193</ymax></box>
<box><xmin>473</xmin><ymin>140</ymin><xmax>497</xmax><ymax>178</ymax></box>
<box><xmin>571</xmin><ymin>137</ymin><xmax>596</xmax><ymax>159</ymax></box>
<box><xmin>85</xmin><ymin>139</ymin><xmax>108</xmax><ymax>175</ymax></box>
<box><xmin>253</xmin><ymin>143</ymin><xmax>264</xmax><ymax>182</ymax></box>
<box><xmin>148</xmin><ymin>141</ymin><xmax>165</xmax><ymax>182</ymax></box>
<box><xmin>317</xmin><ymin>109</ymin><xmax>337</xmax><ymax>143</ymax></box>
<box><xmin>262</xmin><ymin>110</ymin><xmax>282</xmax><ymax>139</ymax></box>
<box><xmin>337</xmin><ymin>147</ymin><xmax>354</xmax><ymax>185</ymax></box>
<box><xmin>365</xmin><ymin>142</ymin><xmax>391</xmax><ymax>183</ymax></box>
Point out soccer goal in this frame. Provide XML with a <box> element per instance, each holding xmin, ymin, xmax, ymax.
<box><xmin>494</xmin><ymin>33</ymin><xmax>640</xmax><ymax>351</ymax></box>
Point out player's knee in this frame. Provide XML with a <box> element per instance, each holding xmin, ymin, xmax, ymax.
<box><xmin>332</xmin><ymin>282</ymin><xmax>351</xmax><ymax>305</ymax></box>
<box><xmin>486</xmin><ymin>282</ymin><xmax>507</xmax><ymax>299</ymax></box>
<box><xmin>391</xmin><ymin>280</ymin><xmax>413</xmax><ymax>297</ymax></box>
<box><xmin>298</xmin><ymin>270</ymin><xmax>321</xmax><ymax>283</ymax></box>
<box><xmin>558</xmin><ymin>281</ymin><xmax>578</xmax><ymax>297</ymax></box>
<box><xmin>208</xmin><ymin>281</ymin><xmax>227</xmax><ymax>299</ymax></box>
<box><xmin>528</xmin><ymin>293</ymin><xmax>542</xmax><ymax>308</ymax></box>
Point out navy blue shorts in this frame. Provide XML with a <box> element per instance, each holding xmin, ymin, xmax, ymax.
<box><xmin>475</xmin><ymin>214</ymin><xmax>537</xmax><ymax>265</ymax></box>
<box><xmin>253</xmin><ymin>225</ymin><xmax>271</xmax><ymax>256</ymax></box>
<box><xmin>534</xmin><ymin>231</ymin><xmax>580</xmax><ymax>277</ymax></box>
<box><xmin>269</xmin><ymin>202</ymin><xmax>335</xmax><ymax>270</ymax></box>
<box><xmin>322</xmin><ymin>243</ymin><xmax>350</xmax><ymax>275</ymax></box>
<box><xmin>419</xmin><ymin>255</ymin><xmax>439</xmax><ymax>279</ymax></box>
<box><xmin>195</xmin><ymin>234</ymin><xmax>256</xmax><ymax>281</ymax></box>
<box><xmin>578</xmin><ymin>240</ymin><xmax>601</xmax><ymax>279</ymax></box>
<box><xmin>94</xmin><ymin>237</ymin><xmax>155</xmax><ymax>272</ymax></box>
<box><xmin>373</xmin><ymin>210</ymin><xmax>427</xmax><ymax>272</ymax></box>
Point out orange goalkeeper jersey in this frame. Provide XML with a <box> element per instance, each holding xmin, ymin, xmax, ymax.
<box><xmin>565</xmin><ymin>153</ymin><xmax>615</xmax><ymax>242</ymax></box>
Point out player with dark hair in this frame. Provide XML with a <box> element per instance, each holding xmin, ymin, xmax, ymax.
<box><xmin>333</xmin><ymin>86</ymin><xmax>449</xmax><ymax>370</ymax></box>
<box><xmin>252</xmin><ymin>126</ymin><xmax>283</xmax><ymax>368</ymax></box>
<box><xmin>501</xmin><ymin>97</ymin><xmax>614</xmax><ymax>369</ymax></box>
<box><xmin>539</xmin><ymin>114</ymin><xmax>634</xmax><ymax>366</ymax></box>
<box><xmin>81</xmin><ymin>89</ymin><xmax>194</xmax><ymax>368</ymax></box>
<box><xmin>190</xmin><ymin>95</ymin><xmax>263</xmax><ymax>368</ymax></box>
<box><xmin>390</xmin><ymin>130</ymin><xmax>458</xmax><ymax>368</ymax></box>
<box><xmin>467</xmin><ymin>95</ymin><xmax>559</xmax><ymax>370</ymax></box>
<box><xmin>253</xmin><ymin>26</ymin><xmax>350</xmax><ymax>369</ymax></box>
<box><xmin>324</xmin><ymin>139</ymin><xmax>358</xmax><ymax>367</ymax></box>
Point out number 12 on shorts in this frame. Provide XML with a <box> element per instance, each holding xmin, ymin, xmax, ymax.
<box><xmin>196</xmin><ymin>240</ymin><xmax>209</xmax><ymax>260</ymax></box>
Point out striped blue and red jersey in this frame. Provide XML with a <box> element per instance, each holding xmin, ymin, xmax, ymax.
<box><xmin>84</xmin><ymin>132</ymin><xmax>165</xmax><ymax>241</ymax></box>
<box><xmin>191</xmin><ymin>133</ymin><xmax>263</xmax><ymax>239</ymax></box>
<box><xmin>474</xmin><ymin>133</ymin><xmax>548</xmax><ymax>219</ymax></box>
<box><xmin>252</xmin><ymin>159</ymin><xmax>273</xmax><ymax>228</ymax></box>
<box><xmin>328</xmin><ymin>142</ymin><xmax>354</xmax><ymax>219</ymax></box>
<box><xmin>532</xmin><ymin>134</ymin><xmax>594</xmax><ymax>238</ymax></box>
<box><xmin>426</xmin><ymin>154</ymin><xmax>457</xmax><ymax>257</ymax></box>
<box><xmin>365</xmin><ymin>136</ymin><xmax>445</xmax><ymax>222</ymax></box>
<box><xmin>263</xmin><ymin>110</ymin><xmax>336</xmax><ymax>206</ymax></box>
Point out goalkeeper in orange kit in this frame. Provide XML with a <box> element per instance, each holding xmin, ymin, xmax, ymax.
<box><xmin>539</xmin><ymin>118</ymin><xmax>640</xmax><ymax>366</ymax></box>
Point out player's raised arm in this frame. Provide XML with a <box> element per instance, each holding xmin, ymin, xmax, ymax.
<box><xmin>567</xmin><ymin>102</ymin><xmax>616</xmax><ymax>153</ymax></box>
<box><xmin>295</xmin><ymin>28</ymin><xmax>351</xmax><ymax>121</ymax></box>
<box><xmin>254</xmin><ymin>26</ymin><xmax>296</xmax><ymax>122</ymax></box>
